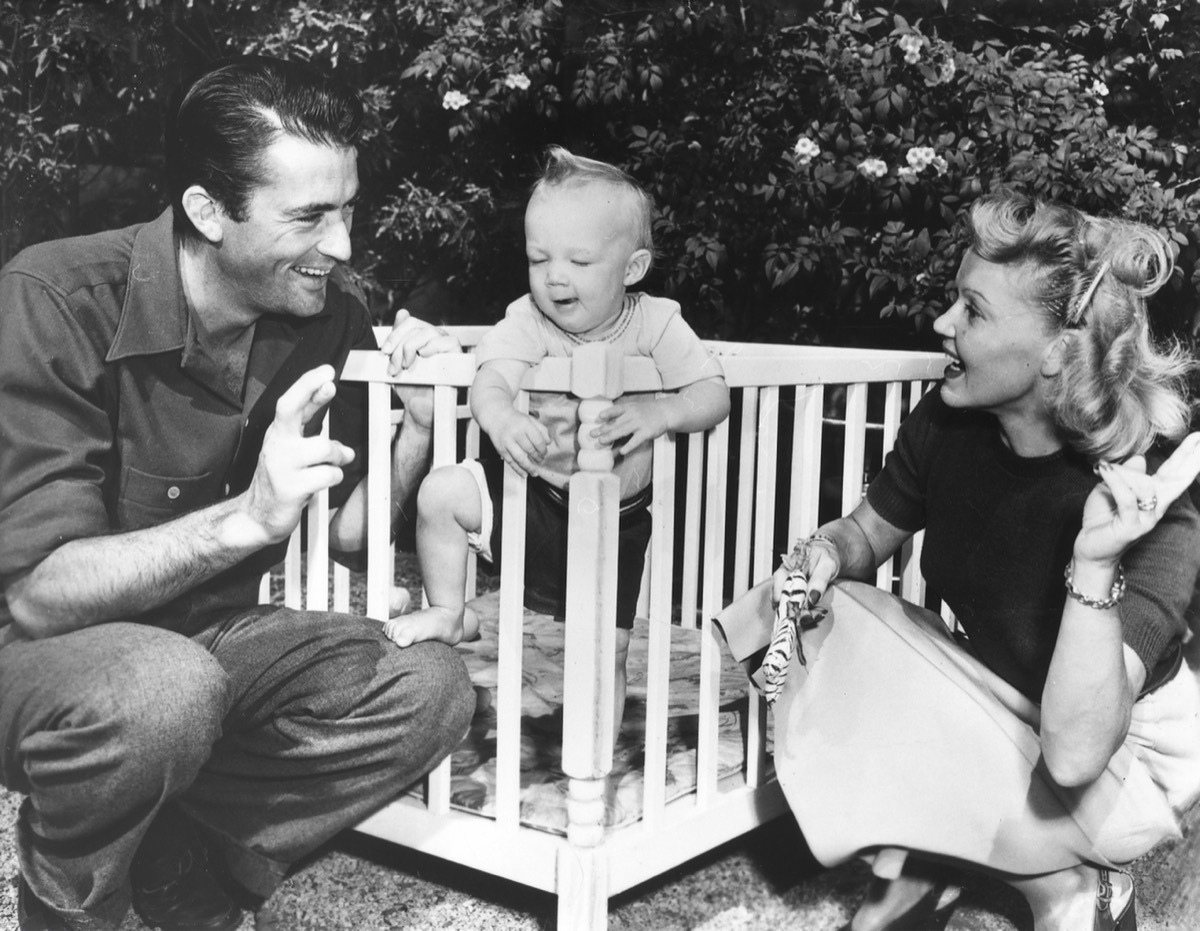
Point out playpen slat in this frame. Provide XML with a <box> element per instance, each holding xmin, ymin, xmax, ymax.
<box><xmin>841</xmin><ymin>383</ymin><xmax>868</xmax><ymax>516</ymax></box>
<box><xmin>431</xmin><ymin>385</ymin><xmax>457</xmax><ymax>466</ymax></box>
<box><xmin>333</xmin><ymin>564</ymin><xmax>350</xmax><ymax>613</ymax></box>
<box><xmin>464</xmin><ymin>416</ymin><xmax>481</xmax><ymax>602</ymax></box>
<box><xmin>733</xmin><ymin>388</ymin><xmax>758</xmax><ymax>596</ymax></box>
<box><xmin>494</xmin><ymin>392</ymin><xmax>530</xmax><ymax>831</ymax></box>
<box><xmin>642</xmin><ymin>434</ymin><xmax>676</xmax><ymax>827</ymax></box>
<box><xmin>746</xmin><ymin>386</ymin><xmax>780</xmax><ymax>787</ymax></box>
<box><xmin>789</xmin><ymin>384</ymin><xmax>824</xmax><ymax>543</ymax></box>
<box><xmin>284</xmin><ymin>525</ymin><xmax>302</xmax><ymax>609</ymax></box>
<box><xmin>679</xmin><ymin>432</ymin><xmax>704</xmax><ymax>629</ymax></box>
<box><xmin>752</xmin><ymin>386</ymin><xmax>779</xmax><ymax>583</ymax></box>
<box><xmin>697</xmin><ymin>420</ymin><xmax>730</xmax><ymax>805</ymax></box>
<box><xmin>874</xmin><ymin>382</ymin><xmax>902</xmax><ymax>592</ymax></box>
<box><xmin>365</xmin><ymin>381</ymin><xmax>393</xmax><ymax>622</ymax></box>
<box><xmin>561</xmin><ymin>472</ymin><xmax>618</xmax><ymax>786</ymax></box>
<box><xmin>305</xmin><ymin>413</ymin><xmax>332</xmax><ymax>611</ymax></box>
<box><xmin>421</xmin><ymin>386</ymin><xmax>461</xmax><ymax>816</ymax></box>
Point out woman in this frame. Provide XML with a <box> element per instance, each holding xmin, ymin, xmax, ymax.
<box><xmin>739</xmin><ymin>191</ymin><xmax>1200</xmax><ymax>931</ymax></box>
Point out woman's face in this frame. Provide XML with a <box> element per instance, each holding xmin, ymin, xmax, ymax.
<box><xmin>933</xmin><ymin>250</ymin><xmax>1060</xmax><ymax>424</ymax></box>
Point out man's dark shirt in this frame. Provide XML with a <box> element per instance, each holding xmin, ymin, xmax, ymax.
<box><xmin>0</xmin><ymin>209</ymin><xmax>376</xmax><ymax>642</ymax></box>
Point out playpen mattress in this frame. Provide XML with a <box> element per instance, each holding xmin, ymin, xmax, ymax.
<box><xmin>409</xmin><ymin>591</ymin><xmax>752</xmax><ymax>835</ymax></box>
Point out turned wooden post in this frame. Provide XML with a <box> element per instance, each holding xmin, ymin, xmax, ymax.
<box><xmin>557</xmin><ymin>342</ymin><xmax>623</xmax><ymax>929</ymax></box>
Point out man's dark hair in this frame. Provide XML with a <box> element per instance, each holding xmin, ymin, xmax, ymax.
<box><xmin>166</xmin><ymin>56</ymin><xmax>364</xmax><ymax>236</ymax></box>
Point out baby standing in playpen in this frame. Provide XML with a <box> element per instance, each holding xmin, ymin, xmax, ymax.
<box><xmin>385</xmin><ymin>146</ymin><xmax>729</xmax><ymax>736</ymax></box>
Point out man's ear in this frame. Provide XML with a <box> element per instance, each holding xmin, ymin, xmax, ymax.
<box><xmin>181</xmin><ymin>185</ymin><xmax>225</xmax><ymax>244</ymax></box>
<box><xmin>1041</xmin><ymin>332</ymin><xmax>1071</xmax><ymax>377</ymax></box>
<box><xmin>624</xmin><ymin>248</ymin><xmax>652</xmax><ymax>287</ymax></box>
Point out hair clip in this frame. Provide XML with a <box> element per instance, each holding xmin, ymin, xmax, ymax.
<box><xmin>1071</xmin><ymin>259</ymin><xmax>1110</xmax><ymax>324</ymax></box>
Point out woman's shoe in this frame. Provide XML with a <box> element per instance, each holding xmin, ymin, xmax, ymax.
<box><xmin>841</xmin><ymin>878</ymin><xmax>957</xmax><ymax>931</ymax></box>
<box><xmin>1095</xmin><ymin>869</ymin><xmax>1137</xmax><ymax>931</ymax></box>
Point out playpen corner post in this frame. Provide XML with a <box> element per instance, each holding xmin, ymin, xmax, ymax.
<box><xmin>556</xmin><ymin>845</ymin><xmax>610</xmax><ymax>931</ymax></box>
<box><xmin>559</xmin><ymin>343</ymin><xmax>623</xmax><ymax>928</ymax></box>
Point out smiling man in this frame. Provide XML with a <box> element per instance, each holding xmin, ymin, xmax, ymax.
<box><xmin>0</xmin><ymin>58</ymin><xmax>474</xmax><ymax>931</ymax></box>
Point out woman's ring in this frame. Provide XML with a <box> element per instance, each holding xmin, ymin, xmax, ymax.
<box><xmin>1136</xmin><ymin>496</ymin><xmax>1158</xmax><ymax>512</ymax></box>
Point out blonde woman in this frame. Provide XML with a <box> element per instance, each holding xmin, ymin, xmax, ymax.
<box><xmin>733</xmin><ymin>191</ymin><xmax>1200</xmax><ymax>931</ymax></box>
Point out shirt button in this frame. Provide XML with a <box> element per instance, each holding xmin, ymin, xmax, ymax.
<box><xmin>167</xmin><ymin>486</ymin><xmax>181</xmax><ymax>500</ymax></box>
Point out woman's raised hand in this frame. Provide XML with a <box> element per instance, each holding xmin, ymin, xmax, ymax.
<box><xmin>1075</xmin><ymin>432</ymin><xmax>1200</xmax><ymax>566</ymax></box>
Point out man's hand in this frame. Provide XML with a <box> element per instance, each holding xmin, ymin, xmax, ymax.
<box><xmin>487</xmin><ymin>408</ymin><xmax>550</xmax><ymax>478</ymax></box>
<box><xmin>379</xmin><ymin>309</ymin><xmax>462</xmax><ymax>431</ymax></box>
<box><xmin>241</xmin><ymin>365</ymin><xmax>356</xmax><ymax>545</ymax></box>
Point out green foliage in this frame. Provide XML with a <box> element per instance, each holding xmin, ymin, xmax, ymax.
<box><xmin>4</xmin><ymin>0</ymin><xmax>1200</xmax><ymax>347</ymax></box>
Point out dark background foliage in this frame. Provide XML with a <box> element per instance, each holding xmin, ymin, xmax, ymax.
<box><xmin>4</xmin><ymin>0</ymin><xmax>1200</xmax><ymax>351</ymax></box>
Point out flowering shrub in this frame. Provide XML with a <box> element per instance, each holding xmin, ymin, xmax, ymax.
<box><xmin>6</xmin><ymin>0</ymin><xmax>1200</xmax><ymax>347</ymax></box>
<box><xmin>365</xmin><ymin>0</ymin><xmax>1200</xmax><ymax>345</ymax></box>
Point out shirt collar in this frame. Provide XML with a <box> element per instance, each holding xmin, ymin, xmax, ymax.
<box><xmin>106</xmin><ymin>208</ymin><xmax>341</xmax><ymax>408</ymax></box>
<box><xmin>106</xmin><ymin>208</ymin><xmax>252</xmax><ymax>408</ymax></box>
<box><xmin>107</xmin><ymin>208</ymin><xmax>188</xmax><ymax>362</ymax></box>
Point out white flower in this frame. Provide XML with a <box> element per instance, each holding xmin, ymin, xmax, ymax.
<box><xmin>938</xmin><ymin>59</ymin><xmax>956</xmax><ymax>83</ymax></box>
<box><xmin>504</xmin><ymin>73</ymin><xmax>531</xmax><ymax>91</ymax></box>
<box><xmin>931</xmin><ymin>155</ymin><xmax>948</xmax><ymax>176</ymax></box>
<box><xmin>793</xmin><ymin>136</ymin><xmax>821</xmax><ymax>165</ymax></box>
<box><xmin>1090</xmin><ymin>79</ymin><xmax>1109</xmax><ymax>97</ymax></box>
<box><xmin>906</xmin><ymin>146</ymin><xmax>936</xmax><ymax>171</ymax></box>
<box><xmin>857</xmin><ymin>157</ymin><xmax>888</xmax><ymax>179</ymax></box>
<box><xmin>897</xmin><ymin>167</ymin><xmax>919</xmax><ymax>184</ymax></box>
<box><xmin>898</xmin><ymin>34</ymin><xmax>923</xmax><ymax>65</ymax></box>
<box><xmin>1150</xmin><ymin>13</ymin><xmax>1169</xmax><ymax>29</ymax></box>
<box><xmin>441</xmin><ymin>90</ymin><xmax>470</xmax><ymax>111</ymax></box>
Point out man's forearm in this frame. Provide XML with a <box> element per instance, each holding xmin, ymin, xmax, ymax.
<box><xmin>6</xmin><ymin>497</ymin><xmax>268</xmax><ymax>639</ymax></box>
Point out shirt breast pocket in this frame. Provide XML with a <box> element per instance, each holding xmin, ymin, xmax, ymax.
<box><xmin>117</xmin><ymin>466</ymin><xmax>217</xmax><ymax>531</ymax></box>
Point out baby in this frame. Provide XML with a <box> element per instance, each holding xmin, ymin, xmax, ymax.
<box><xmin>384</xmin><ymin>146</ymin><xmax>729</xmax><ymax>733</ymax></box>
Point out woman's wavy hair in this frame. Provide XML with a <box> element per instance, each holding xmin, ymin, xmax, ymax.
<box><xmin>965</xmin><ymin>190</ymin><xmax>1193</xmax><ymax>461</ymax></box>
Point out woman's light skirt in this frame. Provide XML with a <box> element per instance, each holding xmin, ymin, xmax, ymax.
<box><xmin>744</xmin><ymin>580</ymin><xmax>1200</xmax><ymax>874</ymax></box>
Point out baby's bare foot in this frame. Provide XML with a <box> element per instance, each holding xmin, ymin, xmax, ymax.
<box><xmin>383</xmin><ymin>606</ymin><xmax>466</xmax><ymax>648</ymax></box>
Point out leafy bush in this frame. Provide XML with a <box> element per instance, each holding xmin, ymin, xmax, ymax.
<box><xmin>4</xmin><ymin>0</ymin><xmax>1200</xmax><ymax>348</ymax></box>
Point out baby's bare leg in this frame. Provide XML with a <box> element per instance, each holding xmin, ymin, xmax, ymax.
<box><xmin>384</xmin><ymin>465</ymin><xmax>482</xmax><ymax>648</ymax></box>
<box><xmin>613</xmin><ymin>627</ymin><xmax>631</xmax><ymax>741</ymax></box>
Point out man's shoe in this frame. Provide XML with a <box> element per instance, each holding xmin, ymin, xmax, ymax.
<box><xmin>17</xmin><ymin>876</ymin><xmax>74</xmax><ymax>931</ymax></box>
<box><xmin>130</xmin><ymin>805</ymin><xmax>242</xmax><ymax>931</ymax></box>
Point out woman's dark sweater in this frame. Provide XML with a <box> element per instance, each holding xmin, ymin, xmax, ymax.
<box><xmin>867</xmin><ymin>390</ymin><xmax>1200</xmax><ymax>699</ymax></box>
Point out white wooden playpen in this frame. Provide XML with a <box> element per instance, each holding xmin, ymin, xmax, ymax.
<box><xmin>262</xmin><ymin>327</ymin><xmax>947</xmax><ymax>929</ymax></box>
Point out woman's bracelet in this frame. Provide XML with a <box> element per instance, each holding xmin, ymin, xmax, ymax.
<box><xmin>1063</xmin><ymin>559</ymin><xmax>1125</xmax><ymax>610</ymax></box>
<box><xmin>808</xmin><ymin>531</ymin><xmax>839</xmax><ymax>553</ymax></box>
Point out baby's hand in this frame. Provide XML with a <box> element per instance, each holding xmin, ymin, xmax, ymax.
<box><xmin>488</xmin><ymin>409</ymin><xmax>550</xmax><ymax>478</ymax></box>
<box><xmin>591</xmin><ymin>398</ymin><xmax>670</xmax><ymax>456</ymax></box>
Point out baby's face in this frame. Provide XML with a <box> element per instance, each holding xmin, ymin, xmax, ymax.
<box><xmin>524</xmin><ymin>182</ymin><xmax>646</xmax><ymax>337</ymax></box>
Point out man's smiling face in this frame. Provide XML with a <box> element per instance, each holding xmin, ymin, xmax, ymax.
<box><xmin>214</xmin><ymin>133</ymin><xmax>358</xmax><ymax>321</ymax></box>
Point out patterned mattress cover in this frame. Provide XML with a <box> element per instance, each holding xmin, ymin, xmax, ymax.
<box><xmin>412</xmin><ymin>591</ymin><xmax>752</xmax><ymax>836</ymax></box>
